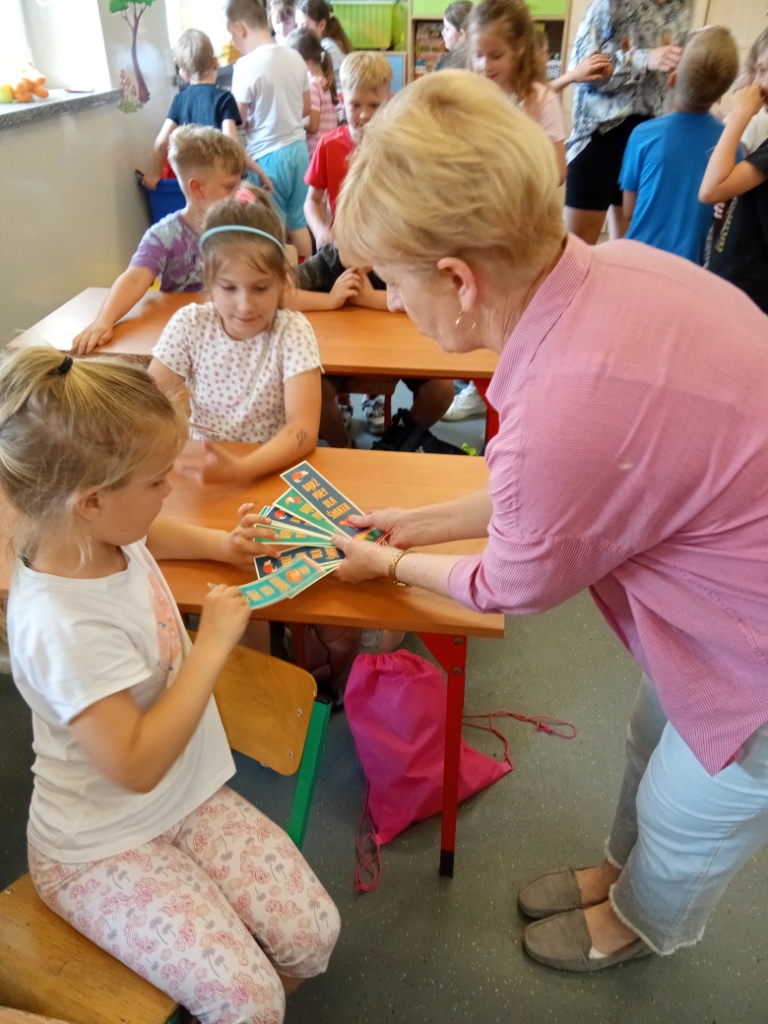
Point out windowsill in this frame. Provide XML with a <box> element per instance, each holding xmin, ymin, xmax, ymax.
<box><xmin>0</xmin><ymin>87</ymin><xmax>121</xmax><ymax>131</ymax></box>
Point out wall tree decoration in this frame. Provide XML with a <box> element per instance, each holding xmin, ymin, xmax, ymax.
<box><xmin>109</xmin><ymin>0</ymin><xmax>157</xmax><ymax>105</ymax></box>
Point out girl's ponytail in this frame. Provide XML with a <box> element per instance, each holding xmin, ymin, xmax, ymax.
<box><xmin>326</xmin><ymin>8</ymin><xmax>354</xmax><ymax>55</ymax></box>
<box><xmin>319</xmin><ymin>46</ymin><xmax>338</xmax><ymax>104</ymax></box>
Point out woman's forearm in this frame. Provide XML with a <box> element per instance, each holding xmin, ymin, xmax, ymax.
<box><xmin>406</xmin><ymin>489</ymin><xmax>493</xmax><ymax>545</ymax></box>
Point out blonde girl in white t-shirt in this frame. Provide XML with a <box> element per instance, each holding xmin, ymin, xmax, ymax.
<box><xmin>468</xmin><ymin>0</ymin><xmax>567</xmax><ymax>184</ymax></box>
<box><xmin>1</xmin><ymin>347</ymin><xmax>340</xmax><ymax>1024</ymax></box>
<box><xmin>150</xmin><ymin>194</ymin><xmax>323</xmax><ymax>486</ymax></box>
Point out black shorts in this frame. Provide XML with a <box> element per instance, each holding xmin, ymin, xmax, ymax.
<box><xmin>565</xmin><ymin>115</ymin><xmax>650</xmax><ymax>212</ymax></box>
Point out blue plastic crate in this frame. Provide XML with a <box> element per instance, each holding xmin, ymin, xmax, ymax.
<box><xmin>141</xmin><ymin>176</ymin><xmax>185</xmax><ymax>224</ymax></box>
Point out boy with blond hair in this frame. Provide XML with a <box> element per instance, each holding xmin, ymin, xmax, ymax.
<box><xmin>227</xmin><ymin>0</ymin><xmax>313</xmax><ymax>257</ymax></box>
<box><xmin>73</xmin><ymin>126</ymin><xmax>244</xmax><ymax>354</ymax></box>
<box><xmin>620</xmin><ymin>26</ymin><xmax>739</xmax><ymax>265</ymax></box>
<box><xmin>142</xmin><ymin>28</ymin><xmax>272</xmax><ymax>192</ymax></box>
<box><xmin>304</xmin><ymin>51</ymin><xmax>393</xmax><ymax>247</ymax></box>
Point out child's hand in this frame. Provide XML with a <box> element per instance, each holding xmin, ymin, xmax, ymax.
<box><xmin>142</xmin><ymin>172</ymin><xmax>161</xmax><ymax>190</ymax></box>
<box><xmin>176</xmin><ymin>442</ymin><xmax>256</xmax><ymax>486</ymax></box>
<box><xmin>220</xmin><ymin>502</ymin><xmax>284</xmax><ymax>567</ymax></box>
<box><xmin>258</xmin><ymin>172</ymin><xmax>274</xmax><ymax>193</ymax></box>
<box><xmin>647</xmin><ymin>45</ymin><xmax>683</xmax><ymax>73</ymax></box>
<box><xmin>329</xmin><ymin>268</ymin><xmax>362</xmax><ymax>307</ymax></box>
<box><xmin>197</xmin><ymin>583</ymin><xmax>252</xmax><ymax>652</ymax></box>
<box><xmin>72</xmin><ymin>321</ymin><xmax>114</xmax><ymax>354</ymax></box>
<box><xmin>731</xmin><ymin>84</ymin><xmax>765</xmax><ymax>123</ymax></box>
<box><xmin>570</xmin><ymin>52</ymin><xmax>613</xmax><ymax>84</ymax></box>
<box><xmin>348</xmin><ymin>273</ymin><xmax>377</xmax><ymax>307</ymax></box>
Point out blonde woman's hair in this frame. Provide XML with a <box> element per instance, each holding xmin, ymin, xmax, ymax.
<box><xmin>334</xmin><ymin>70</ymin><xmax>563</xmax><ymax>282</ymax></box>
<box><xmin>168</xmin><ymin>124</ymin><xmax>245</xmax><ymax>184</ymax></box>
<box><xmin>0</xmin><ymin>348</ymin><xmax>187</xmax><ymax>564</ymax></box>
<box><xmin>339</xmin><ymin>51</ymin><xmax>392</xmax><ymax>93</ymax></box>
<box><xmin>173</xmin><ymin>28</ymin><xmax>215</xmax><ymax>79</ymax></box>
<box><xmin>202</xmin><ymin>196</ymin><xmax>293</xmax><ymax>297</ymax></box>
<box><xmin>467</xmin><ymin>0</ymin><xmax>542</xmax><ymax>102</ymax></box>
<box><xmin>676</xmin><ymin>26</ymin><xmax>738</xmax><ymax>112</ymax></box>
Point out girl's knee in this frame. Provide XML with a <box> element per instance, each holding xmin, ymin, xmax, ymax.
<box><xmin>294</xmin><ymin>898</ymin><xmax>341</xmax><ymax>976</ymax></box>
<box><xmin>191</xmin><ymin>966</ymin><xmax>286</xmax><ymax>1024</ymax></box>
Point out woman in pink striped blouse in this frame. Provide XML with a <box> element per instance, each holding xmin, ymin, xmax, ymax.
<box><xmin>332</xmin><ymin>72</ymin><xmax>768</xmax><ymax>973</ymax></box>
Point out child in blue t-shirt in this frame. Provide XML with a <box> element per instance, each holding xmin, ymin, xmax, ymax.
<box><xmin>620</xmin><ymin>26</ymin><xmax>739</xmax><ymax>265</ymax></box>
<box><xmin>143</xmin><ymin>28</ymin><xmax>272</xmax><ymax>192</ymax></box>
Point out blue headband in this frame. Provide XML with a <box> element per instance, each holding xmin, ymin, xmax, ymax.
<box><xmin>199</xmin><ymin>224</ymin><xmax>287</xmax><ymax>256</ymax></box>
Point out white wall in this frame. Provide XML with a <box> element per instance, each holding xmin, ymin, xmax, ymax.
<box><xmin>0</xmin><ymin>0</ymin><xmax>174</xmax><ymax>346</ymax></box>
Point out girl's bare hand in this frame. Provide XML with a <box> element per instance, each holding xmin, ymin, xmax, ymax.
<box><xmin>197</xmin><ymin>583</ymin><xmax>252</xmax><ymax>651</ymax></box>
<box><xmin>220</xmin><ymin>502</ymin><xmax>283</xmax><ymax>568</ymax></box>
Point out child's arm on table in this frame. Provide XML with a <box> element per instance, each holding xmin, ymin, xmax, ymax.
<box><xmin>287</xmin><ymin>268</ymin><xmax>361</xmax><ymax>310</ymax></box>
<box><xmin>147</xmin><ymin>504</ymin><xmax>283</xmax><ymax>569</ymax></box>
<box><xmin>304</xmin><ymin>186</ymin><xmax>333</xmax><ymax>247</ymax></box>
<box><xmin>69</xmin><ymin>583</ymin><xmax>252</xmax><ymax>793</ymax></box>
<box><xmin>700</xmin><ymin>85</ymin><xmax>767</xmax><ymax>203</ymax></box>
<box><xmin>349</xmin><ymin>274</ymin><xmax>390</xmax><ymax>310</ymax></box>
<box><xmin>72</xmin><ymin>266</ymin><xmax>155</xmax><ymax>354</ymax></box>
<box><xmin>177</xmin><ymin>368</ymin><xmax>322</xmax><ymax>485</ymax></box>
<box><xmin>142</xmin><ymin>118</ymin><xmax>178</xmax><ymax>189</ymax></box>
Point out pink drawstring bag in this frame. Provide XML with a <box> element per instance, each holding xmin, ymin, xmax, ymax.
<box><xmin>344</xmin><ymin>650</ymin><xmax>512</xmax><ymax>890</ymax></box>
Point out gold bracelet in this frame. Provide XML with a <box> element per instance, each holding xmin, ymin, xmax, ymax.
<box><xmin>388</xmin><ymin>549</ymin><xmax>412</xmax><ymax>588</ymax></box>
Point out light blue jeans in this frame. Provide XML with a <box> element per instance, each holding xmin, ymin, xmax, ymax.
<box><xmin>607</xmin><ymin>674</ymin><xmax>768</xmax><ymax>955</ymax></box>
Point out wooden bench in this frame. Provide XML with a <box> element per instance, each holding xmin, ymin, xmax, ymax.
<box><xmin>0</xmin><ymin>643</ymin><xmax>330</xmax><ymax>1023</ymax></box>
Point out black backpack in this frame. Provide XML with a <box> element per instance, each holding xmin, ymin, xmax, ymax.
<box><xmin>372</xmin><ymin>408</ymin><xmax>470</xmax><ymax>456</ymax></box>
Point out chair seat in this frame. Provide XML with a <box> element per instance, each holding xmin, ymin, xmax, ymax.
<box><xmin>0</xmin><ymin>874</ymin><xmax>177</xmax><ymax>1024</ymax></box>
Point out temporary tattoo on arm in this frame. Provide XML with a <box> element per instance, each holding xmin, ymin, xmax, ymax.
<box><xmin>296</xmin><ymin>428</ymin><xmax>308</xmax><ymax>447</ymax></box>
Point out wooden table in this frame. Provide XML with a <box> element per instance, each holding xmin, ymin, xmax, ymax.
<box><xmin>160</xmin><ymin>446</ymin><xmax>504</xmax><ymax>876</ymax></box>
<box><xmin>13</xmin><ymin>289</ymin><xmax>500</xmax><ymax>439</ymax></box>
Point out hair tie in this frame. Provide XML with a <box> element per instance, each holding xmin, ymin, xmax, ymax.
<box><xmin>49</xmin><ymin>355</ymin><xmax>73</xmax><ymax>377</ymax></box>
<box><xmin>199</xmin><ymin>224</ymin><xmax>287</xmax><ymax>257</ymax></box>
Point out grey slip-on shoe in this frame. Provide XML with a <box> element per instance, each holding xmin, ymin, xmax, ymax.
<box><xmin>523</xmin><ymin>909</ymin><xmax>653</xmax><ymax>973</ymax></box>
<box><xmin>518</xmin><ymin>866</ymin><xmax>589</xmax><ymax>920</ymax></box>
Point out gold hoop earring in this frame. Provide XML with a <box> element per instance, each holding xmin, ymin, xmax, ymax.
<box><xmin>456</xmin><ymin>308</ymin><xmax>477</xmax><ymax>330</ymax></box>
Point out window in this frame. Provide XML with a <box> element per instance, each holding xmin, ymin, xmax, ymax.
<box><xmin>1</xmin><ymin>0</ymin><xmax>110</xmax><ymax>93</ymax></box>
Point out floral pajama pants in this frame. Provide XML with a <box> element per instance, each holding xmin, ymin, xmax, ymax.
<box><xmin>29</xmin><ymin>785</ymin><xmax>340</xmax><ymax>1024</ymax></box>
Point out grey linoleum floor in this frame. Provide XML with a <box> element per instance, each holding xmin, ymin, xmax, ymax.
<box><xmin>2</xmin><ymin>393</ymin><xmax>766</xmax><ymax>1023</ymax></box>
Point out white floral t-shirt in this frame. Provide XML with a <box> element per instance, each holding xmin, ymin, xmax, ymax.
<box><xmin>153</xmin><ymin>303</ymin><xmax>322</xmax><ymax>443</ymax></box>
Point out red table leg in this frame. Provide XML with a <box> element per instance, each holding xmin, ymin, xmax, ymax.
<box><xmin>473</xmin><ymin>379</ymin><xmax>498</xmax><ymax>444</ymax></box>
<box><xmin>418</xmin><ymin>632</ymin><xmax>467</xmax><ymax>877</ymax></box>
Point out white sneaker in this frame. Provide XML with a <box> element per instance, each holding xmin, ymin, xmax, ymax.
<box><xmin>362</xmin><ymin>396</ymin><xmax>386</xmax><ymax>435</ymax></box>
<box><xmin>441</xmin><ymin>382</ymin><xmax>486</xmax><ymax>421</ymax></box>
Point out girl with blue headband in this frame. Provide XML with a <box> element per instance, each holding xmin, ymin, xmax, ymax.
<box><xmin>150</xmin><ymin>194</ymin><xmax>323</xmax><ymax>487</ymax></box>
